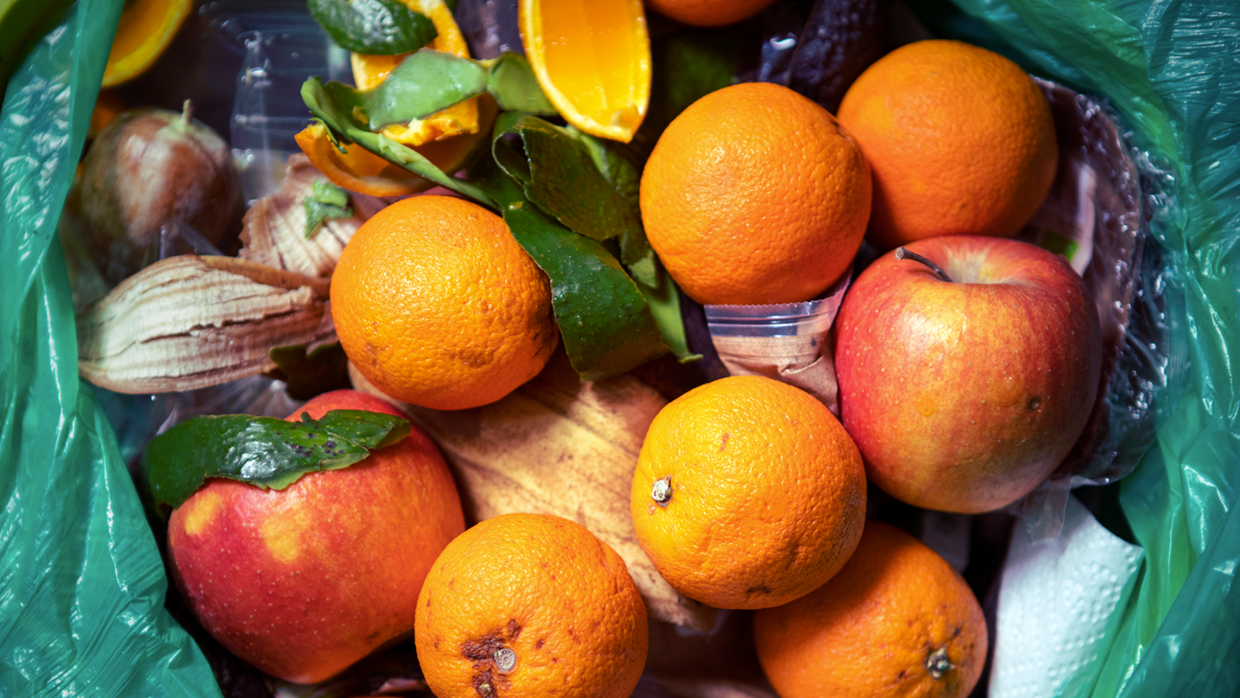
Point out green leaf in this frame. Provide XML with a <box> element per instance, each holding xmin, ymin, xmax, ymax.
<box><xmin>491</xmin><ymin>113</ymin><xmax>644</xmax><ymax>245</ymax></box>
<box><xmin>264</xmin><ymin>342</ymin><xmax>351</xmax><ymax>401</ymax></box>
<box><xmin>365</xmin><ymin>49</ymin><xmax>490</xmax><ymax>129</ymax></box>
<box><xmin>308</xmin><ymin>0</ymin><xmax>437</xmax><ymax>55</ymax></box>
<box><xmin>302</xmin><ymin>77</ymin><xmax>496</xmax><ymax>207</ymax></box>
<box><xmin>471</xmin><ymin>158</ymin><xmax>669</xmax><ymax>380</ymax></box>
<box><xmin>634</xmin><ymin>263</ymin><xmax>701</xmax><ymax>363</ymax></box>
<box><xmin>140</xmin><ymin>410</ymin><xmax>411</xmax><ymax>516</ymax></box>
<box><xmin>485</xmin><ymin>53</ymin><xmax>556</xmax><ymax>115</ymax></box>
<box><xmin>303</xmin><ymin>181</ymin><xmax>354</xmax><ymax>238</ymax></box>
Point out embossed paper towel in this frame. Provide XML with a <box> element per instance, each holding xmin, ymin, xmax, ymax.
<box><xmin>989</xmin><ymin>495</ymin><xmax>1143</xmax><ymax>698</ymax></box>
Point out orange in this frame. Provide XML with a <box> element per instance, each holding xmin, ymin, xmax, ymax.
<box><xmin>166</xmin><ymin>389</ymin><xmax>465</xmax><ymax>684</ymax></box>
<box><xmin>630</xmin><ymin>375</ymin><xmax>867</xmax><ymax>610</ymax></box>
<box><xmin>351</xmin><ymin>0</ymin><xmax>481</xmax><ymax>147</ymax></box>
<box><xmin>837</xmin><ymin>39</ymin><xmax>1059</xmax><ymax>251</ymax></box>
<box><xmin>519</xmin><ymin>0</ymin><xmax>650</xmax><ymax>143</ymax></box>
<box><xmin>754</xmin><ymin>520</ymin><xmax>988</xmax><ymax>698</ymax></box>
<box><xmin>332</xmin><ymin>196</ymin><xmax>558</xmax><ymax>410</ymax></box>
<box><xmin>415</xmin><ymin>513</ymin><xmax>648</xmax><ymax>698</ymax></box>
<box><xmin>645</xmin><ymin>0</ymin><xmax>778</xmax><ymax>27</ymax></box>
<box><xmin>102</xmin><ymin>0</ymin><xmax>192</xmax><ymax>87</ymax></box>
<box><xmin>295</xmin><ymin>95</ymin><xmax>497</xmax><ymax>197</ymax></box>
<box><xmin>640</xmin><ymin>82</ymin><xmax>871</xmax><ymax>306</ymax></box>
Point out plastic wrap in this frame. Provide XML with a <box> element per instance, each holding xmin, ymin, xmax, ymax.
<box><xmin>943</xmin><ymin>1</ymin><xmax>1240</xmax><ymax>695</ymax></box>
<box><xmin>0</xmin><ymin>0</ymin><xmax>222</xmax><ymax>694</ymax></box>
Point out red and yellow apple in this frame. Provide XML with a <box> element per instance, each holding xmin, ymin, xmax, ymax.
<box><xmin>166</xmin><ymin>390</ymin><xmax>465</xmax><ymax>683</ymax></box>
<box><xmin>834</xmin><ymin>235</ymin><xmax>1101</xmax><ymax>513</ymax></box>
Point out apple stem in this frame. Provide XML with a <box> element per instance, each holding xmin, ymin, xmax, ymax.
<box><xmin>180</xmin><ymin>99</ymin><xmax>193</xmax><ymax>127</ymax></box>
<box><xmin>895</xmin><ymin>247</ymin><xmax>953</xmax><ymax>283</ymax></box>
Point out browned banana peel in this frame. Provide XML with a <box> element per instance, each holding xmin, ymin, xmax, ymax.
<box><xmin>77</xmin><ymin>255</ymin><xmax>334</xmax><ymax>394</ymax></box>
<box><xmin>238</xmin><ymin>153</ymin><xmax>366</xmax><ymax>279</ymax></box>
<box><xmin>348</xmin><ymin>354</ymin><xmax>720</xmax><ymax>633</ymax></box>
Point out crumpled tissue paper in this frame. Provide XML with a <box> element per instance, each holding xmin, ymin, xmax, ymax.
<box><xmin>989</xmin><ymin>494</ymin><xmax>1144</xmax><ymax>697</ymax></box>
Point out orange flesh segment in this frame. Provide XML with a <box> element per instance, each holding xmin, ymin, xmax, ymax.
<box><xmin>103</xmin><ymin>0</ymin><xmax>192</xmax><ymax>87</ymax></box>
<box><xmin>351</xmin><ymin>0</ymin><xmax>480</xmax><ymax>147</ymax></box>
<box><xmin>521</xmin><ymin>0</ymin><xmax>650</xmax><ymax>142</ymax></box>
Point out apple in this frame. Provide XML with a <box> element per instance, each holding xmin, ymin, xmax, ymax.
<box><xmin>833</xmin><ymin>235</ymin><xmax>1101</xmax><ymax>513</ymax></box>
<box><xmin>165</xmin><ymin>390</ymin><xmax>465</xmax><ymax>683</ymax></box>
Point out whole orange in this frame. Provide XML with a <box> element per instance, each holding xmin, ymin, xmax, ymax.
<box><xmin>167</xmin><ymin>389</ymin><xmax>465</xmax><ymax>684</ymax></box>
<box><xmin>645</xmin><ymin>0</ymin><xmax>778</xmax><ymax>27</ymax></box>
<box><xmin>640</xmin><ymin>82</ymin><xmax>871</xmax><ymax>306</ymax></box>
<box><xmin>630</xmin><ymin>375</ymin><xmax>867</xmax><ymax>610</ymax></box>
<box><xmin>754</xmin><ymin>520</ymin><xmax>988</xmax><ymax>698</ymax></box>
<box><xmin>837</xmin><ymin>39</ymin><xmax>1058</xmax><ymax>251</ymax></box>
<box><xmin>415</xmin><ymin>513</ymin><xmax>648</xmax><ymax>698</ymax></box>
<box><xmin>331</xmin><ymin>195</ymin><xmax>558</xmax><ymax>410</ymax></box>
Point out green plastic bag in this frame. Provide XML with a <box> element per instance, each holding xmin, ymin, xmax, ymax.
<box><xmin>1</xmin><ymin>0</ymin><xmax>1236</xmax><ymax>696</ymax></box>
<box><xmin>0</xmin><ymin>0</ymin><xmax>221</xmax><ymax>695</ymax></box>
<box><xmin>930</xmin><ymin>1</ymin><xmax>1240</xmax><ymax>695</ymax></box>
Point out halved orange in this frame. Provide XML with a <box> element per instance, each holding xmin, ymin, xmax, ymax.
<box><xmin>351</xmin><ymin>0</ymin><xmax>479</xmax><ymax>147</ymax></box>
<box><xmin>519</xmin><ymin>0</ymin><xmax>650</xmax><ymax>143</ymax></box>
<box><xmin>295</xmin><ymin>95</ymin><xmax>497</xmax><ymax>198</ymax></box>
<box><xmin>102</xmin><ymin>0</ymin><xmax>192</xmax><ymax>87</ymax></box>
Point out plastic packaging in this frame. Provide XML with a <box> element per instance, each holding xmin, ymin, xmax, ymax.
<box><xmin>0</xmin><ymin>0</ymin><xmax>222</xmax><ymax>694</ymax></box>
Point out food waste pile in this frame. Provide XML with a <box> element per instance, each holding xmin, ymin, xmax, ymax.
<box><xmin>46</xmin><ymin>0</ymin><xmax>1178</xmax><ymax>696</ymax></box>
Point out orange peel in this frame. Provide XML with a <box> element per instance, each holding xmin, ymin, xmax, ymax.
<box><xmin>519</xmin><ymin>0</ymin><xmax>650</xmax><ymax>143</ymax></box>
<box><xmin>351</xmin><ymin>0</ymin><xmax>479</xmax><ymax>147</ymax></box>
<box><xmin>102</xmin><ymin>0</ymin><xmax>192</xmax><ymax>87</ymax></box>
<box><xmin>295</xmin><ymin>95</ymin><xmax>496</xmax><ymax>198</ymax></box>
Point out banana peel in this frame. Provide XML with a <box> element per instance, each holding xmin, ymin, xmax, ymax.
<box><xmin>347</xmin><ymin>351</ymin><xmax>719</xmax><ymax>633</ymax></box>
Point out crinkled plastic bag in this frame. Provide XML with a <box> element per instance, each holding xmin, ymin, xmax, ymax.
<box><xmin>0</xmin><ymin>0</ymin><xmax>221</xmax><ymax>694</ymax></box>
<box><xmin>935</xmin><ymin>0</ymin><xmax>1240</xmax><ymax>695</ymax></box>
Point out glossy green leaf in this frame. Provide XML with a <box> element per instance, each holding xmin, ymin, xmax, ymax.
<box><xmin>491</xmin><ymin>113</ymin><xmax>643</xmax><ymax>244</ymax></box>
<box><xmin>486</xmin><ymin>53</ymin><xmax>556</xmax><ymax>114</ymax></box>
<box><xmin>471</xmin><ymin>158</ymin><xmax>669</xmax><ymax>380</ymax></box>
<box><xmin>302</xmin><ymin>77</ymin><xmax>495</xmax><ymax>206</ymax></box>
<box><xmin>140</xmin><ymin>410</ymin><xmax>411</xmax><ymax>516</ymax></box>
<box><xmin>264</xmin><ymin>342</ymin><xmax>351</xmax><ymax>401</ymax></box>
<box><xmin>307</xmin><ymin>0</ymin><xmax>437</xmax><ymax>55</ymax></box>
<box><xmin>365</xmin><ymin>49</ymin><xmax>489</xmax><ymax>129</ymax></box>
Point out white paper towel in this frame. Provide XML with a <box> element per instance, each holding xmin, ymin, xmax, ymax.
<box><xmin>989</xmin><ymin>495</ymin><xmax>1144</xmax><ymax>698</ymax></box>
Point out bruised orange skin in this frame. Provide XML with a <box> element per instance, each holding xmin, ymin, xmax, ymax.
<box><xmin>166</xmin><ymin>390</ymin><xmax>465</xmax><ymax>684</ymax></box>
<box><xmin>834</xmin><ymin>236</ymin><xmax>1101</xmax><ymax>513</ymax></box>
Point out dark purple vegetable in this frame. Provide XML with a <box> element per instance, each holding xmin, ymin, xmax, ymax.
<box><xmin>785</xmin><ymin>0</ymin><xmax>888</xmax><ymax>113</ymax></box>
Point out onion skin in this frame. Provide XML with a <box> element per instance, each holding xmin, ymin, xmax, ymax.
<box><xmin>79</xmin><ymin>103</ymin><xmax>241</xmax><ymax>285</ymax></box>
